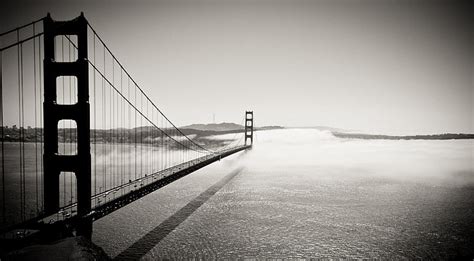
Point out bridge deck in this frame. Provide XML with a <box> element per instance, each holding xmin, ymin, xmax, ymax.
<box><xmin>87</xmin><ymin>145</ymin><xmax>250</xmax><ymax>221</ymax></box>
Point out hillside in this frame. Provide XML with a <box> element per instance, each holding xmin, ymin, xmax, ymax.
<box><xmin>181</xmin><ymin>122</ymin><xmax>244</xmax><ymax>132</ymax></box>
<box><xmin>0</xmin><ymin>123</ymin><xmax>285</xmax><ymax>143</ymax></box>
<box><xmin>291</xmin><ymin>126</ymin><xmax>348</xmax><ymax>132</ymax></box>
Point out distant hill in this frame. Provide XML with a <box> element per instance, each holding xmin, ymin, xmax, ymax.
<box><xmin>256</xmin><ymin>126</ymin><xmax>285</xmax><ymax>131</ymax></box>
<box><xmin>179</xmin><ymin>122</ymin><xmax>284</xmax><ymax>137</ymax></box>
<box><xmin>290</xmin><ymin>126</ymin><xmax>349</xmax><ymax>132</ymax></box>
<box><xmin>332</xmin><ymin>132</ymin><xmax>474</xmax><ymax>140</ymax></box>
<box><xmin>0</xmin><ymin>122</ymin><xmax>285</xmax><ymax>143</ymax></box>
<box><xmin>181</xmin><ymin>122</ymin><xmax>244</xmax><ymax>132</ymax></box>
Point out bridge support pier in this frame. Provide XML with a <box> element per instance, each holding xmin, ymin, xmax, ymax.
<box><xmin>43</xmin><ymin>13</ymin><xmax>92</xmax><ymax>238</ymax></box>
<box><xmin>245</xmin><ymin>111</ymin><xmax>253</xmax><ymax>146</ymax></box>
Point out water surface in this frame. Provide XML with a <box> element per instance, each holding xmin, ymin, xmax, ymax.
<box><xmin>93</xmin><ymin>129</ymin><xmax>474</xmax><ymax>259</ymax></box>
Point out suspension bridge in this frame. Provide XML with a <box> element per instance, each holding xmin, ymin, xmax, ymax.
<box><xmin>0</xmin><ymin>13</ymin><xmax>253</xmax><ymax>246</ymax></box>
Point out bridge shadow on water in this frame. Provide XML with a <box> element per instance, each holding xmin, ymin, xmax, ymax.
<box><xmin>114</xmin><ymin>167</ymin><xmax>245</xmax><ymax>260</ymax></box>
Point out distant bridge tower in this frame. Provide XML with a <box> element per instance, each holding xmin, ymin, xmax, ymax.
<box><xmin>43</xmin><ymin>13</ymin><xmax>92</xmax><ymax>237</ymax></box>
<box><xmin>245</xmin><ymin>111</ymin><xmax>253</xmax><ymax>146</ymax></box>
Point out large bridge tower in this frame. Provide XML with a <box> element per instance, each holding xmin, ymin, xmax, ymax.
<box><xmin>43</xmin><ymin>13</ymin><xmax>92</xmax><ymax>237</ymax></box>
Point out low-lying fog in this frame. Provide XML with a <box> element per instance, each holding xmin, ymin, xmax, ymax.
<box><xmin>210</xmin><ymin>128</ymin><xmax>473</xmax><ymax>187</ymax></box>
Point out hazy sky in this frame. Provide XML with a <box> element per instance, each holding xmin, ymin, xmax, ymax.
<box><xmin>1</xmin><ymin>0</ymin><xmax>472</xmax><ymax>134</ymax></box>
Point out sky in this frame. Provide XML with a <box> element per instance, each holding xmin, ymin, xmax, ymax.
<box><xmin>1</xmin><ymin>0</ymin><xmax>473</xmax><ymax>135</ymax></box>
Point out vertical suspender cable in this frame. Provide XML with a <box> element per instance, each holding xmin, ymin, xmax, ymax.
<box><xmin>20</xmin><ymin>41</ymin><xmax>26</xmax><ymax>221</ymax></box>
<box><xmin>68</xmin><ymin>36</ymin><xmax>72</xmax><ymax>205</ymax></box>
<box><xmin>93</xmin><ymin>30</ymin><xmax>97</xmax><ymax>203</ymax></box>
<box><xmin>103</xmin><ymin>43</ymin><xmax>107</xmax><ymax>196</ymax></box>
<box><xmin>160</xmin><ymin>115</ymin><xmax>163</xmax><ymax>172</ymax></box>
<box><xmin>112</xmin><ymin>59</ymin><xmax>114</xmax><ymax>190</ymax></box>
<box><xmin>61</xmin><ymin>36</ymin><xmax>66</xmax><ymax>207</ymax></box>
<box><xmin>102</xmin><ymin>43</ymin><xmax>106</xmax><ymax>196</ymax></box>
<box><xmin>33</xmin><ymin>23</ymin><xmax>39</xmax><ymax>214</ymax></box>
<box><xmin>0</xmin><ymin>48</ymin><xmax>4</xmax><ymax>223</ymax></box>
<box><xmin>140</xmin><ymin>93</ymin><xmax>142</xmax><ymax>178</ymax></box>
<box><xmin>120</xmin><ymin>68</ymin><xmax>123</xmax><ymax>193</ymax></box>
<box><xmin>128</xmin><ymin>77</ymin><xmax>131</xmax><ymax>185</ymax></box>
<box><xmin>146</xmin><ymin>99</ymin><xmax>148</xmax><ymax>176</ymax></box>
<box><xmin>134</xmin><ymin>81</ymin><xmax>137</xmax><ymax>181</ymax></box>
<box><xmin>39</xmin><ymin>32</ymin><xmax>44</xmax><ymax>211</ymax></box>
<box><xmin>17</xmin><ymin>30</ymin><xmax>23</xmax><ymax>221</ymax></box>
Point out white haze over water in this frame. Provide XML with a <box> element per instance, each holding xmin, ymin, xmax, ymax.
<box><xmin>210</xmin><ymin>129</ymin><xmax>474</xmax><ymax>187</ymax></box>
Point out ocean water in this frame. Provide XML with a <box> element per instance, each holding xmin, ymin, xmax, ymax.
<box><xmin>0</xmin><ymin>141</ymin><xmax>190</xmax><ymax>228</ymax></box>
<box><xmin>91</xmin><ymin>129</ymin><xmax>474</xmax><ymax>259</ymax></box>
